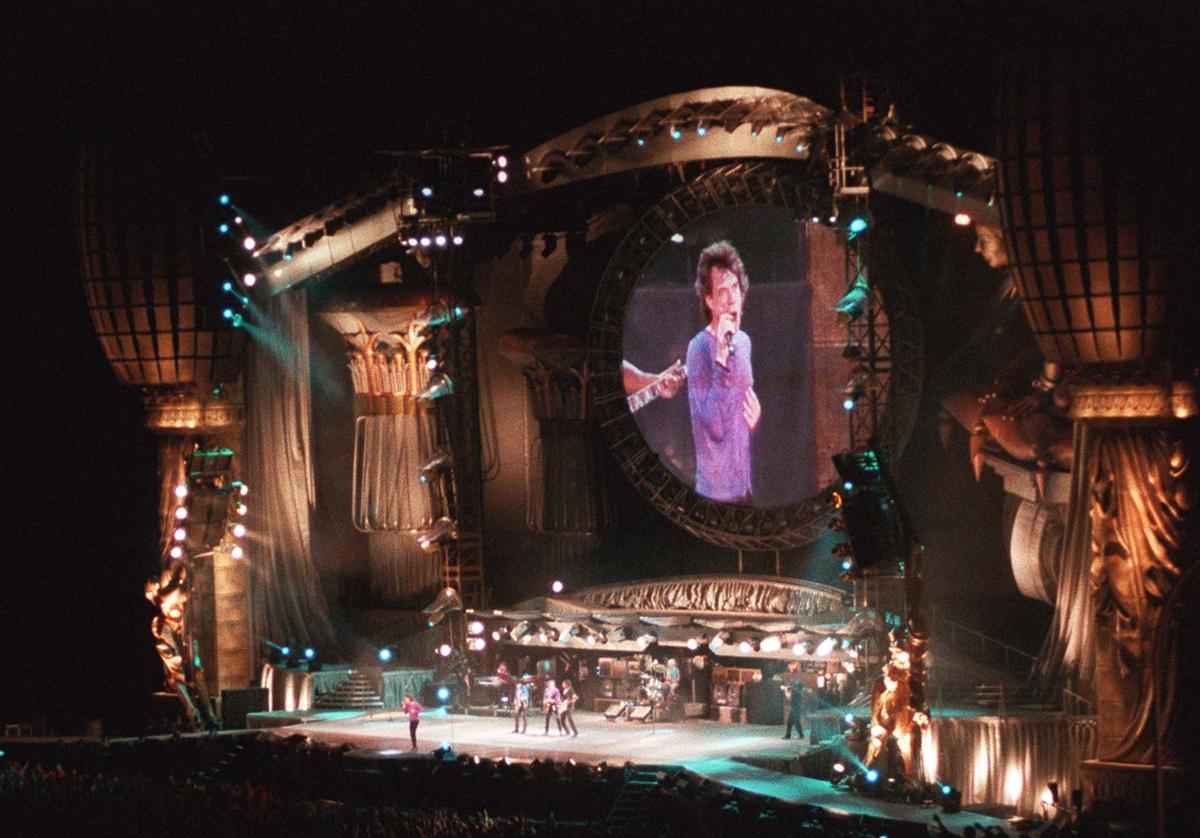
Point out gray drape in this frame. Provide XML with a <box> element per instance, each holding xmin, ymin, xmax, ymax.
<box><xmin>352</xmin><ymin>413</ymin><xmax>437</xmax><ymax>532</ymax></box>
<box><xmin>1034</xmin><ymin>423</ymin><xmax>1097</xmax><ymax>697</ymax></box>
<box><xmin>244</xmin><ymin>290</ymin><xmax>335</xmax><ymax>652</ymax></box>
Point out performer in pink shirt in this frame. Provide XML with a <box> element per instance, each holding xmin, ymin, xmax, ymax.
<box><xmin>402</xmin><ymin>693</ymin><xmax>423</xmax><ymax>750</ymax></box>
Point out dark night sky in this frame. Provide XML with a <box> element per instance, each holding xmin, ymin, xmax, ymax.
<box><xmin>3</xmin><ymin>3</ymin><xmax>1192</xmax><ymax>728</ymax></box>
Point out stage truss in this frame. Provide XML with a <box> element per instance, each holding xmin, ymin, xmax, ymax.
<box><xmin>588</xmin><ymin>162</ymin><xmax>922</xmax><ymax>550</ymax></box>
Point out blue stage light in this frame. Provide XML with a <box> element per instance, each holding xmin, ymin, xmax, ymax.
<box><xmin>941</xmin><ymin>784</ymin><xmax>952</xmax><ymax>796</ymax></box>
<box><xmin>636</xmin><ymin>137</ymin><xmax>645</xmax><ymax>146</ymax></box>
<box><xmin>844</xmin><ymin>713</ymin><xmax>855</xmax><ymax>724</ymax></box>
<box><xmin>842</xmin><ymin>397</ymin><xmax>856</xmax><ymax>411</ymax></box>
<box><xmin>378</xmin><ymin>648</ymin><xmax>393</xmax><ymax>663</ymax></box>
<box><xmin>866</xmin><ymin>769</ymin><xmax>879</xmax><ymax>783</ymax></box>
<box><xmin>222</xmin><ymin>308</ymin><xmax>234</xmax><ymax>320</ymax></box>
<box><xmin>697</xmin><ymin>126</ymin><xmax>707</xmax><ymax>136</ymax></box>
<box><xmin>795</xmin><ymin>143</ymin><xmax>806</xmax><ymax>153</ymax></box>
<box><xmin>219</xmin><ymin>223</ymin><xmax>230</xmax><ymax>234</ymax></box>
<box><xmin>775</xmin><ymin>135</ymin><xmax>783</xmax><ymax>143</ymax></box>
<box><xmin>843</xmin><ymin>481</ymin><xmax>853</xmax><ymax>491</ymax></box>
<box><xmin>303</xmin><ymin>647</ymin><xmax>315</xmax><ymax>660</ymax></box>
<box><xmin>280</xmin><ymin>646</ymin><xmax>290</xmax><ymax>657</ymax></box>
<box><xmin>218</xmin><ymin>194</ymin><xmax>230</xmax><ymax>206</ymax></box>
<box><xmin>670</xmin><ymin>128</ymin><xmax>682</xmax><ymax>140</ymax></box>
<box><xmin>842</xmin><ymin>560</ymin><xmax>852</xmax><ymax>571</ymax></box>
<box><xmin>231</xmin><ymin>314</ymin><xmax>243</xmax><ymax>328</ymax></box>
<box><xmin>222</xmin><ymin>281</ymin><xmax>233</xmax><ymax>292</ymax></box>
<box><xmin>421</xmin><ymin>186</ymin><xmax>433</xmax><ymax>198</ymax></box>
<box><xmin>436</xmin><ymin>686</ymin><xmax>451</xmax><ymax>702</ymax></box>
<box><xmin>848</xmin><ymin>216</ymin><xmax>869</xmax><ymax>235</ymax></box>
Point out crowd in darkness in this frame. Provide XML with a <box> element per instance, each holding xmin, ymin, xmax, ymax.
<box><xmin>0</xmin><ymin>733</ymin><xmax>1027</xmax><ymax>837</ymax></box>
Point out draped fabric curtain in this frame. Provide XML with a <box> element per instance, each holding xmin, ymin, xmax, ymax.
<box><xmin>367</xmin><ymin>530</ymin><xmax>440</xmax><ymax>604</ymax></box>
<box><xmin>156</xmin><ymin>436</ymin><xmax>190</xmax><ymax>556</ymax></box>
<box><xmin>922</xmin><ymin>716</ymin><xmax>1097</xmax><ymax>814</ymax></box>
<box><xmin>244</xmin><ymin>290</ymin><xmax>335</xmax><ymax>651</ymax></box>
<box><xmin>353</xmin><ymin>413</ymin><xmax>437</xmax><ymax>532</ymax></box>
<box><xmin>1034</xmin><ymin>423</ymin><xmax>1098</xmax><ymax>696</ymax></box>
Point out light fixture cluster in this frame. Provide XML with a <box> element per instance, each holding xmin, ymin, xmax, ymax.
<box><xmin>168</xmin><ymin>478</ymin><xmax>249</xmax><ymax>561</ymax></box>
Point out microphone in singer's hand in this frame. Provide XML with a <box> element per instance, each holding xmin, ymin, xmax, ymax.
<box><xmin>723</xmin><ymin>330</ymin><xmax>736</xmax><ymax>357</ymax></box>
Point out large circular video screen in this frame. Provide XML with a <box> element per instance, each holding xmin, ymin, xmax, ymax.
<box><xmin>621</xmin><ymin>204</ymin><xmax>842</xmax><ymax>509</ymax></box>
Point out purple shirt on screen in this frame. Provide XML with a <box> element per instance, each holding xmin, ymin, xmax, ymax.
<box><xmin>686</xmin><ymin>329</ymin><xmax>753</xmax><ymax>502</ymax></box>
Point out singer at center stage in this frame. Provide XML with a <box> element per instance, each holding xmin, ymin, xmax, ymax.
<box><xmin>686</xmin><ymin>240</ymin><xmax>761</xmax><ymax>504</ymax></box>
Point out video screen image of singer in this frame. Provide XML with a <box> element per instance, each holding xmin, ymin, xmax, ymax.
<box><xmin>622</xmin><ymin>205</ymin><xmax>842</xmax><ymax>509</ymax></box>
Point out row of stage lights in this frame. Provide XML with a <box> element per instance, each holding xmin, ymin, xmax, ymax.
<box><xmin>168</xmin><ymin>481</ymin><xmax>250</xmax><ymax>561</ymax></box>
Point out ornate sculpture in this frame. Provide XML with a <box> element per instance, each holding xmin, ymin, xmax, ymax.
<box><xmin>865</xmin><ymin>636</ymin><xmax>930</xmax><ymax>782</ymax></box>
<box><xmin>1088</xmin><ymin>428</ymin><xmax>1198</xmax><ymax>766</ymax></box>
<box><xmin>144</xmin><ymin>561</ymin><xmax>217</xmax><ymax>729</ymax></box>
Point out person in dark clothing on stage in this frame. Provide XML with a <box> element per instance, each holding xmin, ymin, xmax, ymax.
<box><xmin>779</xmin><ymin>660</ymin><xmax>805</xmax><ymax>740</ymax></box>
<box><xmin>542</xmin><ymin>679</ymin><xmax>563</xmax><ymax>735</ymax></box>
<box><xmin>402</xmin><ymin>693</ymin><xmax>423</xmax><ymax>750</ymax></box>
<box><xmin>559</xmin><ymin>679</ymin><xmax>579</xmax><ymax>737</ymax></box>
<box><xmin>512</xmin><ymin>675</ymin><xmax>531</xmax><ymax>733</ymax></box>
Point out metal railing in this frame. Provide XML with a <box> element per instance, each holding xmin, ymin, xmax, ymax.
<box><xmin>930</xmin><ymin>607</ymin><xmax>1040</xmax><ymax>676</ymax></box>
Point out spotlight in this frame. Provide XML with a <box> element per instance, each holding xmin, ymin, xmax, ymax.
<box><xmin>236</xmin><ymin>503</ymin><xmax>247</xmax><ymax>516</ymax></box>
<box><xmin>738</xmin><ymin>639</ymin><xmax>755</xmax><ymax>654</ymax></box>
<box><xmin>635</xmin><ymin>137</ymin><xmax>646</xmax><ymax>146</ymax></box>
<box><xmin>759</xmin><ymin>634</ymin><xmax>782</xmax><ymax>653</ymax></box>
<box><xmin>491</xmin><ymin>630</ymin><xmax>502</xmax><ymax>642</ymax></box>
<box><xmin>452</xmin><ymin>234</ymin><xmax>464</xmax><ymax>246</ymax></box>
<box><xmin>169</xmin><ymin>546</ymin><xmax>183</xmax><ymax>559</ymax></box>
<box><xmin>434</xmin><ymin>233</ymin><xmax>447</xmax><ymax>248</ymax></box>
<box><xmin>467</xmin><ymin>637</ymin><xmax>487</xmax><ymax>652</ymax></box>
<box><xmin>708</xmin><ymin>631</ymin><xmax>729</xmax><ymax>653</ymax></box>
<box><xmin>222</xmin><ymin>281</ymin><xmax>234</xmax><ymax>293</ymax></box>
<box><xmin>437</xmin><ymin>643</ymin><xmax>453</xmax><ymax>658</ymax></box>
<box><xmin>420</xmin><ymin>236</ymin><xmax>432</xmax><ymax>248</ymax></box>
<box><xmin>421</xmin><ymin>186</ymin><xmax>434</xmax><ymax>198</ymax></box>
<box><xmin>174</xmin><ymin>484</ymin><xmax>188</xmax><ymax>499</ymax></box>
<box><xmin>417</xmin><ymin>373</ymin><xmax>454</xmax><ymax>402</ymax></box>
<box><xmin>670</xmin><ymin>127</ymin><xmax>682</xmax><ymax>140</ymax></box>
<box><xmin>417</xmin><ymin>517</ymin><xmax>458</xmax><ymax>552</ymax></box>
<box><xmin>635</xmin><ymin>632</ymin><xmax>657</xmax><ymax>649</ymax></box>
<box><xmin>495</xmin><ymin>155</ymin><xmax>508</xmax><ymax>169</ymax></box>
<box><xmin>242</xmin><ymin>236</ymin><xmax>256</xmax><ymax>251</ymax></box>
<box><xmin>173</xmin><ymin>527</ymin><xmax>187</xmax><ymax>541</ymax></box>
<box><xmin>467</xmin><ymin>620</ymin><xmax>485</xmax><ymax>635</ymax></box>
<box><xmin>670</xmin><ymin>232</ymin><xmax>685</xmax><ymax>244</ymax></box>
<box><xmin>816</xmin><ymin>637</ymin><xmax>836</xmax><ymax>656</ymax></box>
<box><xmin>218</xmin><ymin>194</ymin><xmax>230</xmax><ymax>205</ymax></box>
<box><xmin>174</xmin><ymin>507</ymin><xmax>188</xmax><ymax>520</ymax></box>
<box><xmin>378</xmin><ymin>647</ymin><xmax>393</xmax><ymax>663</ymax></box>
<box><xmin>303</xmin><ymin>647</ymin><xmax>316</xmax><ymax>660</ymax></box>
<box><xmin>792</xmin><ymin>642</ymin><xmax>807</xmax><ymax>656</ymax></box>
<box><xmin>833</xmin><ymin>275</ymin><xmax>870</xmax><ymax>326</ymax></box>
<box><xmin>550</xmin><ymin>580</ymin><xmax>564</xmax><ymax>594</ymax></box>
<box><xmin>472</xmin><ymin>187</ymin><xmax>485</xmax><ymax>198</ymax></box>
<box><xmin>243</xmin><ymin>273</ymin><xmax>257</xmax><ymax>288</ymax></box>
<box><xmin>232</xmin><ymin>523</ymin><xmax>246</xmax><ymax>538</ymax></box>
<box><xmin>219</xmin><ymin>223</ymin><xmax>230</xmax><ymax>234</ymax></box>
<box><xmin>833</xmin><ymin>762</ymin><xmax>845</xmax><ymax>773</ymax></box>
<box><xmin>686</xmin><ymin>637</ymin><xmax>701</xmax><ymax>651</ymax></box>
<box><xmin>222</xmin><ymin>308</ymin><xmax>234</xmax><ymax>320</ymax></box>
<box><xmin>865</xmin><ymin>769</ymin><xmax>879</xmax><ymax>783</ymax></box>
<box><xmin>230</xmin><ymin>545</ymin><xmax>244</xmax><ymax>560</ymax></box>
<box><xmin>418</xmin><ymin>452</ymin><xmax>453</xmax><ymax>482</ymax></box>
<box><xmin>495</xmin><ymin>170</ymin><xmax>509</xmax><ymax>184</ymax></box>
<box><xmin>847</xmin><ymin>215</ymin><xmax>869</xmax><ymax>235</ymax></box>
<box><xmin>696</xmin><ymin>125</ymin><xmax>707</xmax><ymax>136</ymax></box>
<box><xmin>844</xmin><ymin>713</ymin><xmax>855</xmax><ymax>724</ymax></box>
<box><xmin>436</xmin><ymin>685</ymin><xmax>451</xmax><ymax>702</ymax></box>
<box><xmin>954</xmin><ymin>212</ymin><xmax>972</xmax><ymax>226</ymax></box>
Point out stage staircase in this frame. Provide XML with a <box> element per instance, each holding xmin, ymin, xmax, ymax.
<box><xmin>314</xmin><ymin>670</ymin><xmax>385</xmax><ymax>711</ymax></box>
<box><xmin>606</xmin><ymin>765</ymin><xmax>680</xmax><ymax>833</ymax></box>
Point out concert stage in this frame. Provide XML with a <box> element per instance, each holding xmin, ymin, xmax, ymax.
<box><xmin>256</xmin><ymin>707</ymin><xmax>1048</xmax><ymax>835</ymax></box>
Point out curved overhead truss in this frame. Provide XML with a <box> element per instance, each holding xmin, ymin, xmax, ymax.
<box><xmin>588</xmin><ymin>161</ymin><xmax>923</xmax><ymax>550</ymax></box>
<box><xmin>518</xmin><ymin>86</ymin><xmax>838</xmax><ymax>194</ymax></box>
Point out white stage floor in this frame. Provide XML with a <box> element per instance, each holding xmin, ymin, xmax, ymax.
<box><xmin>262</xmin><ymin>707</ymin><xmax>1037</xmax><ymax>835</ymax></box>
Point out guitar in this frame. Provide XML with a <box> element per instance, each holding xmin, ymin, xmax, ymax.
<box><xmin>626</xmin><ymin>362</ymin><xmax>687</xmax><ymax>414</ymax></box>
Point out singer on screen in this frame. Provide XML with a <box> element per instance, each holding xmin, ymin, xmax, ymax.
<box><xmin>686</xmin><ymin>240</ymin><xmax>761</xmax><ymax>503</ymax></box>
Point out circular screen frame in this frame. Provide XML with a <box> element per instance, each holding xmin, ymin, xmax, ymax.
<box><xmin>588</xmin><ymin>162</ymin><xmax>920</xmax><ymax>550</ymax></box>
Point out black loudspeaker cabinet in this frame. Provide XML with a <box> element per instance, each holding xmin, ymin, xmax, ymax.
<box><xmin>744</xmin><ymin>681</ymin><xmax>784</xmax><ymax>726</ymax></box>
<box><xmin>222</xmin><ymin>687</ymin><xmax>269</xmax><ymax>728</ymax></box>
<box><xmin>627</xmin><ymin>705</ymin><xmax>653</xmax><ymax>722</ymax></box>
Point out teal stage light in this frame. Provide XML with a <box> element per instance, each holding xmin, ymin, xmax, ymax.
<box><xmin>219</xmin><ymin>223</ymin><xmax>230</xmax><ymax>234</ymax></box>
<box><xmin>222</xmin><ymin>308</ymin><xmax>234</xmax><ymax>320</ymax></box>
<box><xmin>436</xmin><ymin>686</ymin><xmax>451</xmax><ymax>702</ymax></box>
<box><xmin>866</xmin><ymin>769</ymin><xmax>879</xmax><ymax>783</ymax></box>
<box><xmin>848</xmin><ymin>216</ymin><xmax>869</xmax><ymax>234</ymax></box>
<box><xmin>378</xmin><ymin>648</ymin><xmax>393</xmax><ymax>663</ymax></box>
<box><xmin>218</xmin><ymin>194</ymin><xmax>230</xmax><ymax>205</ymax></box>
<box><xmin>303</xmin><ymin>647</ymin><xmax>315</xmax><ymax>660</ymax></box>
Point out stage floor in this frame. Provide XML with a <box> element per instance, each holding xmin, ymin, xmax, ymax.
<box><xmin>262</xmin><ymin>707</ymin><xmax>1038</xmax><ymax>835</ymax></box>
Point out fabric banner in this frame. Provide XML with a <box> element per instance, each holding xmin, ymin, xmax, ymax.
<box><xmin>574</xmin><ymin>575</ymin><xmax>844</xmax><ymax>617</ymax></box>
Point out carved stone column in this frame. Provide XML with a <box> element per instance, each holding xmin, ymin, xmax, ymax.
<box><xmin>500</xmin><ymin>329</ymin><xmax>612</xmax><ymax>563</ymax></box>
